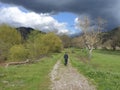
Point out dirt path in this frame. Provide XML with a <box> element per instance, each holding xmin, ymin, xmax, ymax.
<box><xmin>50</xmin><ymin>60</ymin><xmax>96</xmax><ymax>90</ymax></box>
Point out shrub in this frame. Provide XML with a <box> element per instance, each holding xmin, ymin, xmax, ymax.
<box><xmin>42</xmin><ymin>33</ymin><xmax>63</xmax><ymax>53</ymax></box>
<box><xmin>0</xmin><ymin>24</ymin><xmax>22</xmax><ymax>61</ymax></box>
<box><xmin>26</xmin><ymin>31</ymin><xmax>63</xmax><ymax>59</ymax></box>
<box><xmin>9</xmin><ymin>45</ymin><xmax>28</xmax><ymax>61</ymax></box>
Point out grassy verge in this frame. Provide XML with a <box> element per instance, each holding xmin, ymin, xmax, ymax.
<box><xmin>0</xmin><ymin>53</ymin><xmax>61</xmax><ymax>90</ymax></box>
<box><xmin>70</xmin><ymin>49</ymin><xmax>120</xmax><ymax>90</ymax></box>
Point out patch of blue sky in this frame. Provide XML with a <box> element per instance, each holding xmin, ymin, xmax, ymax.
<box><xmin>53</xmin><ymin>12</ymin><xmax>81</xmax><ymax>35</ymax></box>
<box><xmin>53</xmin><ymin>12</ymin><xmax>76</xmax><ymax>26</ymax></box>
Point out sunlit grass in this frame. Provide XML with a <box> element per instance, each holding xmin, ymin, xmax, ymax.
<box><xmin>0</xmin><ymin>53</ymin><xmax>61</xmax><ymax>90</ymax></box>
<box><xmin>70</xmin><ymin>49</ymin><xmax>120</xmax><ymax>90</ymax></box>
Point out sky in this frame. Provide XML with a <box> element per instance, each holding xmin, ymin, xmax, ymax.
<box><xmin>0</xmin><ymin>0</ymin><xmax>120</xmax><ymax>35</ymax></box>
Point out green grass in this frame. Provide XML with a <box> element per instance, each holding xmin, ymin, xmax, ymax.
<box><xmin>70</xmin><ymin>49</ymin><xmax>120</xmax><ymax>90</ymax></box>
<box><xmin>0</xmin><ymin>53</ymin><xmax>61</xmax><ymax>90</ymax></box>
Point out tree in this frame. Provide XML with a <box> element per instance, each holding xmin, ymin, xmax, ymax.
<box><xmin>101</xmin><ymin>27</ymin><xmax>120</xmax><ymax>50</ymax></box>
<box><xmin>42</xmin><ymin>33</ymin><xmax>63</xmax><ymax>53</ymax></box>
<box><xmin>72</xmin><ymin>36</ymin><xmax>85</xmax><ymax>48</ymax></box>
<box><xmin>0</xmin><ymin>25</ymin><xmax>22</xmax><ymax>45</ymax></box>
<box><xmin>26</xmin><ymin>31</ymin><xmax>63</xmax><ymax>60</ymax></box>
<box><xmin>110</xmin><ymin>27</ymin><xmax>120</xmax><ymax>50</ymax></box>
<box><xmin>26</xmin><ymin>30</ymin><xmax>46</xmax><ymax>59</ymax></box>
<box><xmin>60</xmin><ymin>35</ymin><xmax>72</xmax><ymax>48</ymax></box>
<box><xmin>0</xmin><ymin>25</ymin><xmax>22</xmax><ymax>61</ymax></box>
<box><xmin>9</xmin><ymin>45</ymin><xmax>28</xmax><ymax>61</ymax></box>
<box><xmin>77</xmin><ymin>16</ymin><xmax>106</xmax><ymax>60</ymax></box>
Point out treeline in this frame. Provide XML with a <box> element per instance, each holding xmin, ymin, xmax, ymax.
<box><xmin>60</xmin><ymin>30</ymin><xmax>120</xmax><ymax>51</ymax></box>
<box><xmin>0</xmin><ymin>25</ymin><xmax>63</xmax><ymax>62</ymax></box>
<box><xmin>61</xmin><ymin>34</ymin><xmax>120</xmax><ymax>50</ymax></box>
<box><xmin>101</xmin><ymin>27</ymin><xmax>120</xmax><ymax>50</ymax></box>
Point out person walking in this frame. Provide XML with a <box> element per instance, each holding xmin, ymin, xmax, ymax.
<box><xmin>64</xmin><ymin>52</ymin><xmax>68</xmax><ymax>66</ymax></box>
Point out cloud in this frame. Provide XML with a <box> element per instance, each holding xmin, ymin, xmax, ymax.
<box><xmin>0</xmin><ymin>6</ymin><xmax>70</xmax><ymax>34</ymax></box>
<box><xmin>0</xmin><ymin>0</ymin><xmax>120</xmax><ymax>30</ymax></box>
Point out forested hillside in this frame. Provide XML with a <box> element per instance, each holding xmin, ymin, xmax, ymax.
<box><xmin>101</xmin><ymin>27</ymin><xmax>120</xmax><ymax>50</ymax></box>
<box><xmin>0</xmin><ymin>25</ymin><xmax>63</xmax><ymax>63</ymax></box>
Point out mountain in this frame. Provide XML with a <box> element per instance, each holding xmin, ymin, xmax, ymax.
<box><xmin>16</xmin><ymin>27</ymin><xmax>45</xmax><ymax>39</ymax></box>
<box><xmin>16</xmin><ymin>27</ymin><xmax>34</xmax><ymax>39</ymax></box>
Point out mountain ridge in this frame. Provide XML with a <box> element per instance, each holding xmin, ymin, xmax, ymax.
<box><xmin>16</xmin><ymin>27</ymin><xmax>45</xmax><ymax>39</ymax></box>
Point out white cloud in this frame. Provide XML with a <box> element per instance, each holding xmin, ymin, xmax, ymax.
<box><xmin>0</xmin><ymin>6</ymin><xmax>70</xmax><ymax>34</ymax></box>
<box><xmin>74</xmin><ymin>17</ymin><xmax>80</xmax><ymax>30</ymax></box>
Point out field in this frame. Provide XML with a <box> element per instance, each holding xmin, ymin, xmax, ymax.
<box><xmin>70</xmin><ymin>49</ymin><xmax>120</xmax><ymax>90</ymax></box>
<box><xmin>0</xmin><ymin>53</ymin><xmax>61</xmax><ymax>90</ymax></box>
<box><xmin>0</xmin><ymin>49</ymin><xmax>120</xmax><ymax>90</ymax></box>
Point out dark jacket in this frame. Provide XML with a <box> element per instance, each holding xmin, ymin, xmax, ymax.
<box><xmin>64</xmin><ymin>54</ymin><xmax>68</xmax><ymax>59</ymax></box>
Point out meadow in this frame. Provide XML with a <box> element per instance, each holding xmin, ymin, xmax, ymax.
<box><xmin>70</xmin><ymin>49</ymin><xmax>120</xmax><ymax>90</ymax></box>
<box><xmin>0</xmin><ymin>49</ymin><xmax>120</xmax><ymax>90</ymax></box>
<box><xmin>0</xmin><ymin>53</ymin><xmax>61</xmax><ymax>90</ymax></box>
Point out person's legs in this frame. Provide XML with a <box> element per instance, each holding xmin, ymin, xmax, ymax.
<box><xmin>64</xmin><ymin>59</ymin><xmax>68</xmax><ymax>66</ymax></box>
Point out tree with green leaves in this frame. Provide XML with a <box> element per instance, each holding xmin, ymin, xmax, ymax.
<box><xmin>26</xmin><ymin>30</ymin><xmax>45</xmax><ymax>59</ymax></box>
<box><xmin>42</xmin><ymin>32</ymin><xmax>63</xmax><ymax>53</ymax></box>
<box><xmin>9</xmin><ymin>44</ymin><xmax>28</xmax><ymax>61</ymax></box>
<box><xmin>0</xmin><ymin>25</ymin><xmax>22</xmax><ymax>61</ymax></box>
<box><xmin>26</xmin><ymin>31</ymin><xmax>63</xmax><ymax>60</ymax></box>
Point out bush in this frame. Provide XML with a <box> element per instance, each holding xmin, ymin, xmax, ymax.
<box><xmin>42</xmin><ymin>33</ymin><xmax>63</xmax><ymax>53</ymax></box>
<box><xmin>26</xmin><ymin>31</ymin><xmax>48</xmax><ymax>59</ymax></box>
<box><xmin>26</xmin><ymin>31</ymin><xmax>63</xmax><ymax>59</ymax></box>
<box><xmin>9</xmin><ymin>45</ymin><xmax>28</xmax><ymax>61</ymax></box>
<box><xmin>0</xmin><ymin>24</ymin><xmax>22</xmax><ymax>61</ymax></box>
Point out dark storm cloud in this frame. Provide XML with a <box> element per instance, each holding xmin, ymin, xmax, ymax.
<box><xmin>0</xmin><ymin>0</ymin><xmax>119</xmax><ymax>29</ymax></box>
<box><xmin>0</xmin><ymin>0</ymin><xmax>115</xmax><ymax>13</ymax></box>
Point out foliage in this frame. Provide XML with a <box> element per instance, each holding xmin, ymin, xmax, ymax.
<box><xmin>26</xmin><ymin>31</ymin><xmax>63</xmax><ymax>60</ymax></box>
<box><xmin>9</xmin><ymin>45</ymin><xmax>29</xmax><ymax>61</ymax></box>
<box><xmin>102</xmin><ymin>27</ymin><xmax>120</xmax><ymax>50</ymax></box>
<box><xmin>0</xmin><ymin>26</ymin><xmax>63</xmax><ymax>62</ymax></box>
<box><xmin>26</xmin><ymin>30</ymin><xmax>46</xmax><ymax>59</ymax></box>
<box><xmin>72</xmin><ymin>36</ymin><xmax>85</xmax><ymax>48</ymax></box>
<box><xmin>0</xmin><ymin>25</ymin><xmax>22</xmax><ymax>45</ymax></box>
<box><xmin>42</xmin><ymin>33</ymin><xmax>63</xmax><ymax>53</ymax></box>
<box><xmin>0</xmin><ymin>25</ymin><xmax>22</xmax><ymax>61</ymax></box>
<box><xmin>59</xmin><ymin>35</ymin><xmax>72</xmax><ymax>48</ymax></box>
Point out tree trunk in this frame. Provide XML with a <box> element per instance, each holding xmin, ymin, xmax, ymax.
<box><xmin>88</xmin><ymin>48</ymin><xmax>93</xmax><ymax>60</ymax></box>
<box><xmin>5</xmin><ymin>59</ymin><xmax>30</xmax><ymax>68</ymax></box>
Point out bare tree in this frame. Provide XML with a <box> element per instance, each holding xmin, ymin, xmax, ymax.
<box><xmin>77</xmin><ymin>16</ymin><xmax>106</xmax><ymax>60</ymax></box>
